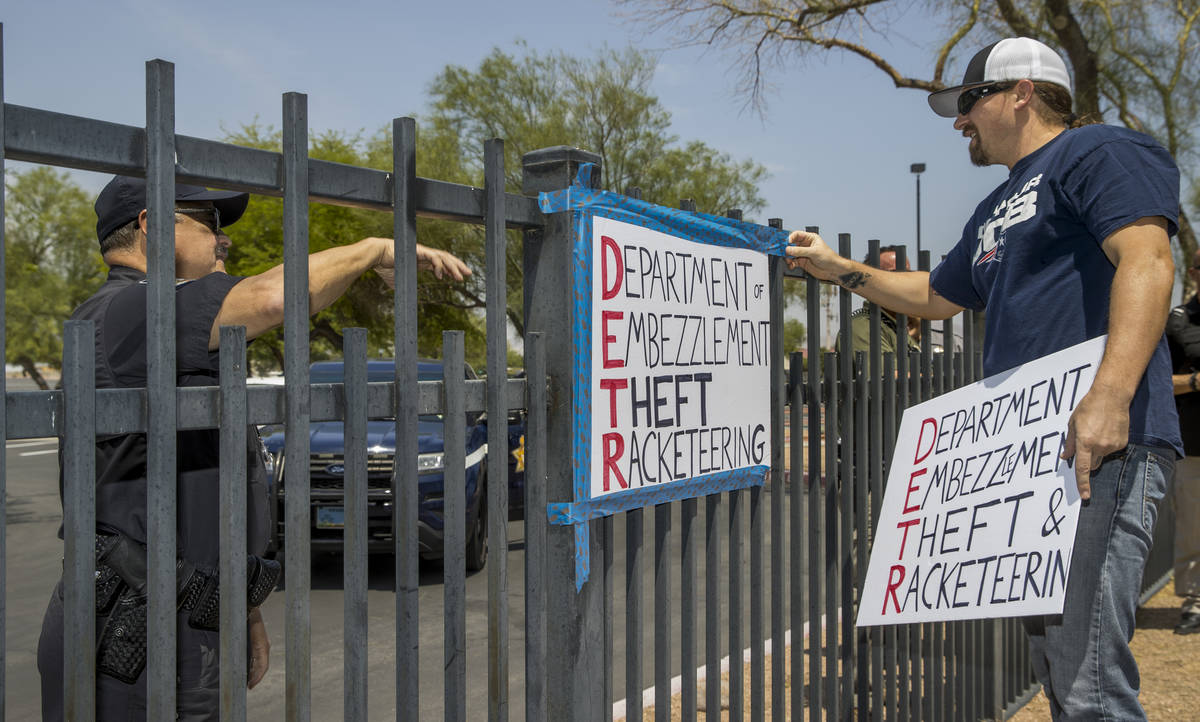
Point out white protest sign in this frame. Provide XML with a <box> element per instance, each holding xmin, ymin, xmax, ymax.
<box><xmin>588</xmin><ymin>216</ymin><xmax>771</xmax><ymax>501</ymax></box>
<box><xmin>856</xmin><ymin>335</ymin><xmax>1106</xmax><ymax>626</ymax></box>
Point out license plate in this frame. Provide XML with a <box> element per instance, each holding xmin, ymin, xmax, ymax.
<box><xmin>316</xmin><ymin>506</ymin><xmax>344</xmax><ymax>529</ymax></box>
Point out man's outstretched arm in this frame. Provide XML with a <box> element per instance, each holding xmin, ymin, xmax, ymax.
<box><xmin>208</xmin><ymin>237</ymin><xmax>470</xmax><ymax>349</ymax></box>
<box><xmin>784</xmin><ymin>230</ymin><xmax>965</xmax><ymax>320</ymax></box>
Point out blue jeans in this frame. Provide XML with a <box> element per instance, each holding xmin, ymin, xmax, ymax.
<box><xmin>1024</xmin><ymin>443</ymin><xmax>1172</xmax><ymax>721</ymax></box>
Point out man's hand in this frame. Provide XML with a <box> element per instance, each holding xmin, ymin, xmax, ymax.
<box><xmin>373</xmin><ymin>241</ymin><xmax>473</xmax><ymax>288</ymax></box>
<box><xmin>247</xmin><ymin>607</ymin><xmax>270</xmax><ymax>689</ymax></box>
<box><xmin>784</xmin><ymin>230</ymin><xmax>847</xmax><ymax>281</ymax></box>
<box><xmin>1060</xmin><ymin>385</ymin><xmax>1130</xmax><ymax>500</ymax></box>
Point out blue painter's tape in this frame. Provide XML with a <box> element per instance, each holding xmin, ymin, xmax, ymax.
<box><xmin>539</xmin><ymin>163</ymin><xmax>792</xmax><ymax>256</ymax></box>
<box><xmin>572</xmin><ymin>214</ymin><xmax>593</xmax><ymax>509</ymax></box>
<box><xmin>547</xmin><ymin>467</ymin><xmax>768</xmax><ymax>525</ymax></box>
<box><xmin>574</xmin><ymin>523</ymin><xmax>590</xmax><ymax>592</ymax></box>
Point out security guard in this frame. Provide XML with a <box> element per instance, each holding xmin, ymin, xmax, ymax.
<box><xmin>37</xmin><ymin>175</ymin><xmax>472</xmax><ymax>720</ymax></box>
<box><xmin>1166</xmin><ymin>248</ymin><xmax>1200</xmax><ymax>635</ymax></box>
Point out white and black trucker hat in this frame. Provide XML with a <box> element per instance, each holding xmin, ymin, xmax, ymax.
<box><xmin>927</xmin><ymin>37</ymin><xmax>1072</xmax><ymax>118</ymax></box>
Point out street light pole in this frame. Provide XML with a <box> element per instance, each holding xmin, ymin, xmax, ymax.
<box><xmin>911</xmin><ymin>163</ymin><xmax>925</xmax><ymax>258</ymax></box>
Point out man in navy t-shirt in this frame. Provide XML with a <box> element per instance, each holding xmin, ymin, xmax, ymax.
<box><xmin>786</xmin><ymin>37</ymin><xmax>1179</xmax><ymax>720</ymax></box>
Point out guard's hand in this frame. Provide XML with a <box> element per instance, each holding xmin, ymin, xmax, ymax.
<box><xmin>785</xmin><ymin>230</ymin><xmax>842</xmax><ymax>280</ymax></box>
<box><xmin>247</xmin><ymin>607</ymin><xmax>270</xmax><ymax>689</ymax></box>
<box><xmin>372</xmin><ymin>241</ymin><xmax>473</xmax><ymax>288</ymax></box>
<box><xmin>415</xmin><ymin>243</ymin><xmax>472</xmax><ymax>281</ymax></box>
<box><xmin>1060</xmin><ymin>387</ymin><xmax>1129</xmax><ymax>500</ymax></box>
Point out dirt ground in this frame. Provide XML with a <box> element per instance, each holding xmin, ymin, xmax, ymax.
<box><xmin>638</xmin><ymin>584</ymin><xmax>1194</xmax><ymax>720</ymax></box>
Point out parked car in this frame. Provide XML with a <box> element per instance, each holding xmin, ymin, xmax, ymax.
<box><xmin>261</xmin><ymin>359</ymin><xmax>526</xmax><ymax>571</ymax></box>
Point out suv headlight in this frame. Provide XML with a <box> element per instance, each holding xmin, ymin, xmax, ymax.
<box><xmin>417</xmin><ymin>452</ymin><xmax>444</xmax><ymax>472</ymax></box>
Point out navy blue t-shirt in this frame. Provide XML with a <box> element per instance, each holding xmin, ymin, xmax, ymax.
<box><xmin>930</xmin><ymin>124</ymin><xmax>1182</xmax><ymax>455</ymax></box>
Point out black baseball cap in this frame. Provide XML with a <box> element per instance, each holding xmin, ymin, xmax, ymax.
<box><xmin>927</xmin><ymin>37</ymin><xmax>1072</xmax><ymax>118</ymax></box>
<box><xmin>94</xmin><ymin>175</ymin><xmax>250</xmax><ymax>244</ymax></box>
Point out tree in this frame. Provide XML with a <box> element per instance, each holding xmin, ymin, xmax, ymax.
<box><xmin>620</xmin><ymin>0</ymin><xmax>1200</xmax><ymax>297</ymax></box>
<box><xmin>4</xmin><ymin>167</ymin><xmax>104</xmax><ymax>388</ymax></box>
<box><xmin>783</xmin><ymin>317</ymin><xmax>806</xmax><ymax>352</ymax></box>
<box><xmin>427</xmin><ymin>43</ymin><xmax>768</xmax><ymax>213</ymax></box>
<box><xmin>222</xmin><ymin>44</ymin><xmax>770</xmax><ymax>371</ymax></box>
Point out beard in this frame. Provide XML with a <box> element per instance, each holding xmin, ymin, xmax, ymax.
<box><xmin>968</xmin><ymin>133</ymin><xmax>991</xmax><ymax>166</ymax></box>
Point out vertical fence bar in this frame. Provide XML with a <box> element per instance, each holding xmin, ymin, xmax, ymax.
<box><xmin>854</xmin><ymin>349</ymin><xmax>869</xmax><ymax>717</ymax></box>
<box><xmin>822</xmin><ymin>352</ymin><xmax>838</xmax><ymax>721</ymax></box>
<box><xmin>673</xmin><ymin>196</ymin><xmax>712</xmax><ymax>722</ymax></box>
<box><xmin>627</xmin><ymin>506</ymin><xmax>644</xmax><ymax>722</ymax></box>
<box><xmin>604</xmin><ymin>503</ymin><xmax>614</xmax><ymax>714</ymax></box>
<box><xmin>867</xmin><ymin>240</ymin><xmax>883</xmax><ymax>721</ymax></box>
<box><xmin>654</xmin><ymin>500</ymin><xmax>671</xmax><ymax>722</ymax></box>
<box><xmin>892</xmin><ymin>246</ymin><xmax>910</xmax><ymax>722</ymax></box>
<box><xmin>749</xmin><ymin>480</ymin><xmax>763</xmax><ymax>722</ymax></box>
<box><xmin>525</xmin><ymin>332</ymin><xmax>548</xmax><ymax>722</ymax></box>
<box><xmin>705</xmin><ymin>491</ymin><xmax>722</xmax><ymax>720</ymax></box>
<box><xmin>483</xmin><ymin>137</ymin><xmax>510</xmax><ymax>722</ymax></box>
<box><xmin>344</xmin><ymin>329</ymin><xmax>369</xmax><ymax>721</ymax></box>
<box><xmin>804</xmin><ymin>228</ymin><xmax>822</xmax><ymax>721</ymax></box>
<box><xmin>768</xmin><ymin>219</ymin><xmax>785</xmax><ymax>722</ymax></box>
<box><xmin>62</xmin><ymin>321</ymin><xmax>96</xmax><ymax>722</ymax></box>
<box><xmin>882</xmin><ymin>353</ymin><xmax>897</xmax><ymax>720</ymax></box>
<box><xmin>960</xmin><ymin>312</ymin><xmax>978</xmax><ymax>721</ymax></box>
<box><xmin>680</xmin><ymin>175</ymin><xmax>699</xmax><ymax>715</ymax></box>
<box><xmin>932</xmin><ymin>333</ymin><xmax>945</xmax><ymax>722</ymax></box>
<box><xmin>680</xmin><ymin>492</ymin><xmax>698</xmax><ymax>722</ymax></box>
<box><xmin>836</xmin><ymin>235</ymin><xmax>854</xmax><ymax>718</ymax></box>
<box><xmin>219</xmin><ymin>327</ymin><xmax>249</xmax><ymax>720</ymax></box>
<box><xmin>726</xmin><ymin>207</ymin><xmax>745</xmax><ymax>722</ymax></box>
<box><xmin>937</xmin><ymin>354</ymin><xmax>954</xmax><ymax>722</ymax></box>
<box><xmin>917</xmin><ymin>252</ymin><xmax>934</xmax><ymax>722</ymax></box>
<box><xmin>443</xmin><ymin>331</ymin><xmax>467</xmax><ymax>721</ymax></box>
<box><xmin>0</xmin><ymin>26</ymin><xmax>6</xmax><ymax>718</ymax></box>
<box><xmin>615</xmin><ymin>187</ymin><xmax>643</xmax><ymax>722</ymax></box>
<box><xmin>747</xmin><ymin>246</ymin><xmax>780</xmax><ymax>722</ymax></box>
<box><xmin>788</xmin><ymin>350</ymin><xmax>805</xmax><ymax>722</ymax></box>
<box><xmin>392</xmin><ymin>116</ymin><xmax>421</xmax><ymax>722</ymax></box>
<box><xmin>144</xmin><ymin>58</ymin><xmax>179</xmax><ymax>720</ymax></box>
<box><xmin>729</xmin><ymin>487</ymin><xmax>743</xmax><ymax>722</ymax></box>
<box><xmin>282</xmin><ymin>90</ymin><xmax>313</xmax><ymax>722</ymax></box>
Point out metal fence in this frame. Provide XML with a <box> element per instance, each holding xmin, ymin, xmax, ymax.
<box><xmin>1</xmin><ymin>23</ymin><xmax>1176</xmax><ymax>721</ymax></box>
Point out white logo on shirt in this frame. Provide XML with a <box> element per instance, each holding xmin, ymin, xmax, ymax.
<box><xmin>974</xmin><ymin>173</ymin><xmax>1043</xmax><ymax>265</ymax></box>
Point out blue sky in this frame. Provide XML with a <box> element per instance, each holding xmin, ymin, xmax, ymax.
<box><xmin>5</xmin><ymin>0</ymin><xmax>1010</xmax><ymax>266</ymax></box>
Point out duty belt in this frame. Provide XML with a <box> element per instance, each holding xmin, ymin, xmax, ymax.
<box><xmin>92</xmin><ymin>527</ymin><xmax>280</xmax><ymax>683</ymax></box>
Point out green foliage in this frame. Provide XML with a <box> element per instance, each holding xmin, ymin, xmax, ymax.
<box><xmin>4</xmin><ymin>167</ymin><xmax>104</xmax><ymax>387</ymax></box>
<box><xmin>427</xmin><ymin>43</ymin><xmax>767</xmax><ymax>214</ymax></box>
<box><xmin>782</xmin><ymin>318</ymin><xmax>806</xmax><ymax>353</ymax></box>
<box><xmin>506</xmin><ymin>347</ymin><xmax>525</xmax><ymax>370</ymax></box>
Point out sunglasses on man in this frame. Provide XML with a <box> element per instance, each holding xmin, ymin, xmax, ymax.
<box><xmin>957</xmin><ymin>83</ymin><xmax>1014</xmax><ymax>116</ymax></box>
<box><xmin>175</xmin><ymin>206</ymin><xmax>221</xmax><ymax>233</ymax></box>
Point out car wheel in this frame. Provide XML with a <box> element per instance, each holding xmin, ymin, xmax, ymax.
<box><xmin>465</xmin><ymin>480</ymin><xmax>489</xmax><ymax>572</ymax></box>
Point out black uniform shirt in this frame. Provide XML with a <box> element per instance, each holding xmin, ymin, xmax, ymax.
<box><xmin>1166</xmin><ymin>295</ymin><xmax>1200</xmax><ymax>456</ymax></box>
<box><xmin>62</xmin><ymin>265</ymin><xmax>270</xmax><ymax>569</ymax></box>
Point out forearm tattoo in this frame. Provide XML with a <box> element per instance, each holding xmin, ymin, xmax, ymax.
<box><xmin>838</xmin><ymin>271</ymin><xmax>871</xmax><ymax>290</ymax></box>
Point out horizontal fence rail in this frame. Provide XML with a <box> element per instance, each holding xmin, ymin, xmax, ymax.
<box><xmin>3</xmin><ymin>104</ymin><xmax>544</xmax><ymax>229</ymax></box>
<box><xmin>3</xmin><ymin>379</ymin><xmax>530</xmax><ymax>438</ymax></box>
